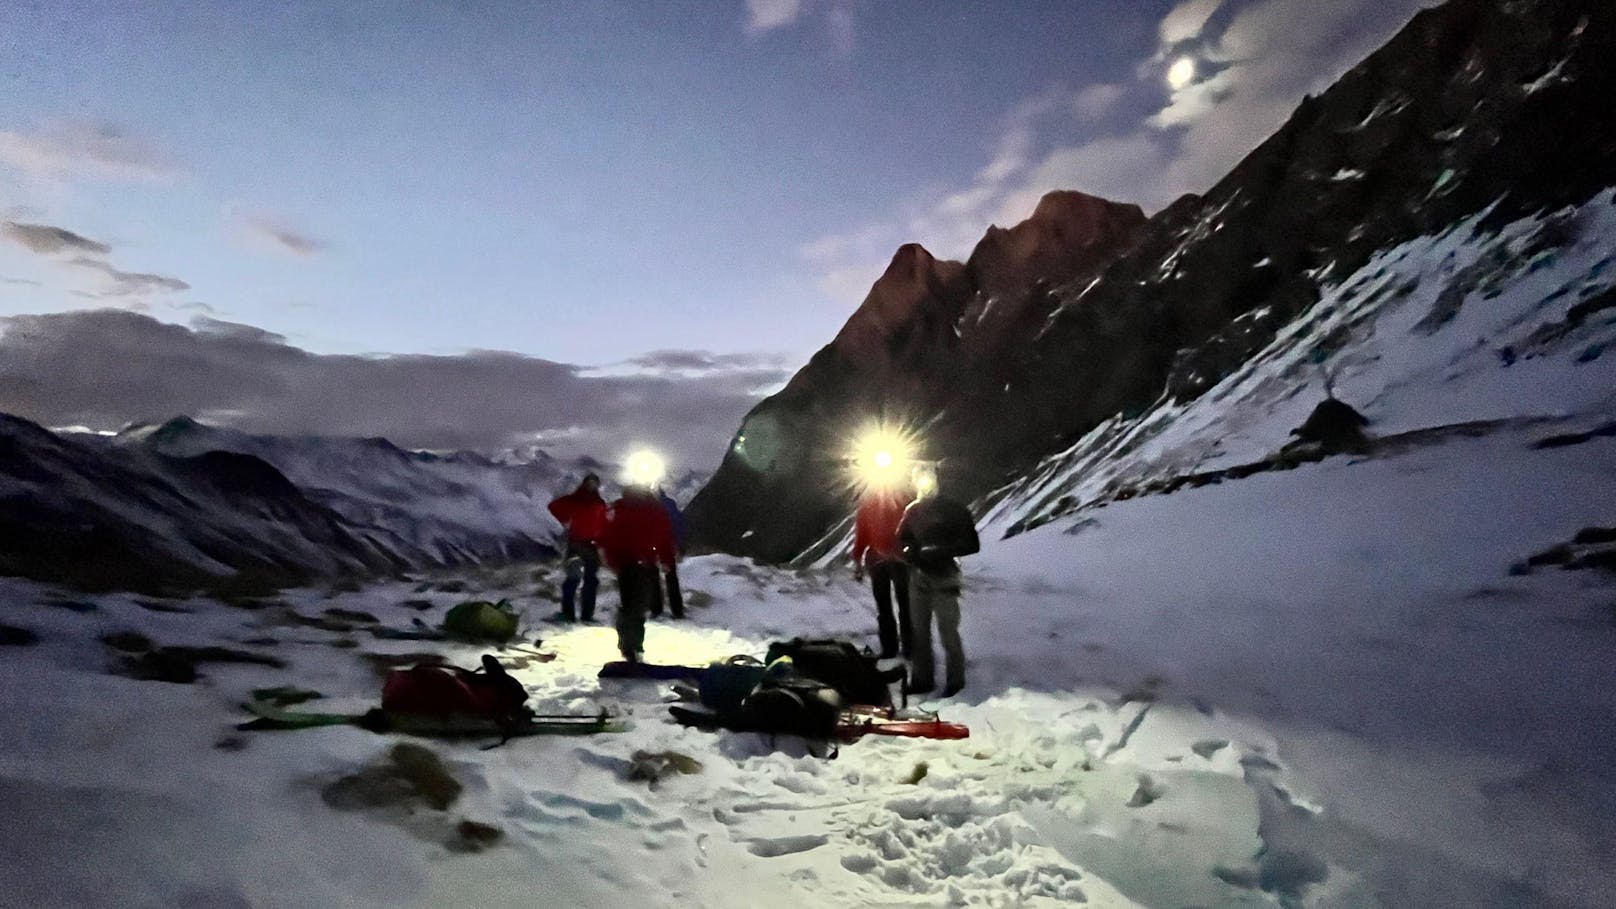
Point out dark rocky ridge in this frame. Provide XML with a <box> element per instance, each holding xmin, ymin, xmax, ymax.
<box><xmin>688</xmin><ymin>0</ymin><xmax>1616</xmax><ymax>561</ymax></box>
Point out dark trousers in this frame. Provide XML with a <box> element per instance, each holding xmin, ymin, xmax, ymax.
<box><xmin>649</xmin><ymin>562</ymin><xmax>685</xmax><ymax>619</ymax></box>
<box><xmin>870</xmin><ymin>560</ymin><xmax>912</xmax><ymax>658</ymax></box>
<box><xmin>615</xmin><ymin>563</ymin><xmax>661</xmax><ymax>660</ymax></box>
<box><xmin>560</xmin><ymin>540</ymin><xmax>599</xmax><ymax>621</ymax></box>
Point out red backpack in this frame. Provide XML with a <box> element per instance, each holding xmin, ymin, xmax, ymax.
<box><xmin>381</xmin><ymin>656</ymin><xmax>528</xmax><ymax>724</ymax></box>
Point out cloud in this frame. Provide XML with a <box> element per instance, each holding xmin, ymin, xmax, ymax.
<box><xmin>624</xmin><ymin>349</ymin><xmax>790</xmax><ymax>375</ymax></box>
<box><xmin>745</xmin><ymin>0</ymin><xmax>805</xmax><ymax>33</ymax></box>
<box><xmin>0</xmin><ymin>120</ymin><xmax>179</xmax><ymax>183</ymax></box>
<box><xmin>1160</xmin><ymin>0</ymin><xmax>1226</xmax><ymax>45</ymax></box>
<box><xmin>238</xmin><ymin>216</ymin><xmax>328</xmax><ymax>257</ymax></box>
<box><xmin>66</xmin><ymin>256</ymin><xmax>191</xmax><ymax>296</ymax></box>
<box><xmin>0</xmin><ymin>276</ymin><xmax>41</xmax><ymax>287</ymax></box>
<box><xmin>1</xmin><ymin>221</ymin><xmax>112</xmax><ymax>256</ymax></box>
<box><xmin>744</xmin><ymin>0</ymin><xmax>857</xmax><ymax>54</ymax></box>
<box><xmin>1074</xmin><ymin>83</ymin><xmax>1128</xmax><ymax>121</ymax></box>
<box><xmin>0</xmin><ymin>309</ymin><xmax>790</xmax><ymax>471</ymax></box>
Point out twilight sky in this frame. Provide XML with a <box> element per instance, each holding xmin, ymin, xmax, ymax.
<box><xmin>0</xmin><ymin>0</ymin><xmax>1432</xmax><ymax>470</ymax></box>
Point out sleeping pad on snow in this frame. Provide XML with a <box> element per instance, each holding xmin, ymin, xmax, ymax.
<box><xmin>238</xmin><ymin>701</ymin><xmax>625</xmax><ymax>737</ymax></box>
<box><xmin>238</xmin><ymin>655</ymin><xmax>622</xmax><ymax>739</ymax></box>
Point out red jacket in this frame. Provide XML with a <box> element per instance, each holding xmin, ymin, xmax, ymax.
<box><xmin>601</xmin><ymin>492</ymin><xmax>677</xmax><ymax>571</ymax></box>
<box><xmin>548</xmin><ymin>485</ymin><xmax>608</xmax><ymax>544</ymax></box>
<box><xmin>853</xmin><ymin>489</ymin><xmax>911</xmax><ymax>566</ymax></box>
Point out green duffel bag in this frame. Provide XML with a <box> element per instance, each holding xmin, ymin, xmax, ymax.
<box><xmin>442</xmin><ymin>598</ymin><xmax>520</xmax><ymax>642</ymax></box>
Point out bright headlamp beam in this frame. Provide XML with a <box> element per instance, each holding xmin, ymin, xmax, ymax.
<box><xmin>624</xmin><ymin>448</ymin><xmax>665</xmax><ymax>487</ymax></box>
<box><xmin>849</xmin><ymin>423</ymin><xmax>918</xmax><ymax>491</ymax></box>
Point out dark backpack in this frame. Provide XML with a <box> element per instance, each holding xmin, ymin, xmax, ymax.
<box><xmin>737</xmin><ymin>674</ymin><xmax>843</xmax><ymax>740</ymax></box>
<box><xmin>764</xmin><ymin>638</ymin><xmax>901</xmax><ymax>707</ymax></box>
<box><xmin>901</xmin><ymin>497</ymin><xmax>980</xmax><ymax>572</ymax></box>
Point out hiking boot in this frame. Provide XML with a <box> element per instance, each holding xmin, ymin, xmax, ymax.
<box><xmin>903</xmin><ymin>681</ymin><xmax>935</xmax><ymax>697</ymax></box>
<box><xmin>941</xmin><ymin>683</ymin><xmax>964</xmax><ymax>698</ymax></box>
<box><xmin>551</xmin><ymin>611</ymin><xmax>576</xmax><ymax>624</ymax></box>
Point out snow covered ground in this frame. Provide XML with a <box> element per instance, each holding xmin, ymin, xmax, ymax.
<box><xmin>1</xmin><ymin>402</ymin><xmax>1612</xmax><ymax>909</ymax></box>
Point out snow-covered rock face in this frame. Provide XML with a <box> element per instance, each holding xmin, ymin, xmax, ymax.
<box><xmin>694</xmin><ymin>0</ymin><xmax>1616</xmax><ymax>564</ymax></box>
<box><xmin>984</xmin><ymin>192</ymin><xmax>1616</xmax><ymax>539</ymax></box>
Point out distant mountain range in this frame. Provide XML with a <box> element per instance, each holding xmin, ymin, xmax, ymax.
<box><xmin>0</xmin><ymin>414</ymin><xmax>704</xmax><ymax>594</ymax></box>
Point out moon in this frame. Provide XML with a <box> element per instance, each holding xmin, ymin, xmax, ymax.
<box><xmin>1168</xmin><ymin>56</ymin><xmax>1197</xmax><ymax>90</ymax></box>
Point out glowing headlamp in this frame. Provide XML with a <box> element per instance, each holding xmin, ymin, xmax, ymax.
<box><xmin>624</xmin><ymin>448</ymin><xmax>665</xmax><ymax>488</ymax></box>
<box><xmin>849</xmin><ymin>422</ymin><xmax>918</xmax><ymax>492</ymax></box>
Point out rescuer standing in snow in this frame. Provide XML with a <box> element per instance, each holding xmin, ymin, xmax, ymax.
<box><xmin>898</xmin><ymin>465</ymin><xmax>979</xmax><ymax>697</ymax></box>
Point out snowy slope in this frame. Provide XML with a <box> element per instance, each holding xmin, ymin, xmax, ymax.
<box><xmin>1</xmin><ymin>404</ymin><xmax>1611</xmax><ymax>909</ymax></box>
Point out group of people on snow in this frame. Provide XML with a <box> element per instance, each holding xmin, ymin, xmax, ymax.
<box><xmin>546</xmin><ymin>454</ymin><xmax>979</xmax><ymax>698</ymax></box>
<box><xmin>547</xmin><ymin>473</ymin><xmax>684</xmax><ymax>664</ymax></box>
<box><xmin>852</xmin><ymin>464</ymin><xmax>979</xmax><ymax>697</ymax></box>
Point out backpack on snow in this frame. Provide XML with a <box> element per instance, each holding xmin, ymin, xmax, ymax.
<box><xmin>442</xmin><ymin>598</ymin><xmax>520</xmax><ymax>642</ymax></box>
<box><xmin>698</xmin><ymin>655</ymin><xmax>774</xmax><ymax>714</ymax></box>
<box><xmin>764</xmin><ymin>638</ymin><xmax>902</xmax><ymax>707</ymax></box>
<box><xmin>736</xmin><ymin>673</ymin><xmax>844</xmax><ymax>740</ymax></box>
<box><xmin>381</xmin><ymin>655</ymin><xmax>529</xmax><ymax>726</ymax></box>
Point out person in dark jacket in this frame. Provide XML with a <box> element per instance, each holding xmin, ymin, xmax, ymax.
<box><xmin>649</xmin><ymin>485</ymin><xmax>686</xmax><ymax>619</ymax></box>
<box><xmin>852</xmin><ymin>483</ymin><xmax>915</xmax><ymax>658</ymax></box>
<box><xmin>547</xmin><ymin>473</ymin><xmax>608</xmax><ymax>622</ymax></box>
<box><xmin>897</xmin><ymin>466</ymin><xmax>979</xmax><ymax>698</ymax></box>
<box><xmin>600</xmin><ymin>484</ymin><xmax>678</xmax><ymax>662</ymax></box>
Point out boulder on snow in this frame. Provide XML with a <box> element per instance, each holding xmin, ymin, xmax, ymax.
<box><xmin>627</xmin><ymin>749</ymin><xmax>703</xmax><ymax>784</ymax></box>
<box><xmin>101</xmin><ymin>633</ymin><xmax>285</xmax><ymax>684</ymax></box>
<box><xmin>447</xmin><ymin>819</ymin><xmax>504</xmax><ymax>853</ymax></box>
<box><xmin>1287</xmin><ymin>397</ymin><xmax>1371</xmax><ymax>454</ymax></box>
<box><xmin>1512</xmin><ymin>527</ymin><xmax>1616</xmax><ymax>575</ymax></box>
<box><xmin>0</xmin><ymin>623</ymin><xmax>40</xmax><ymax>646</ymax></box>
<box><xmin>321</xmin><ymin>742</ymin><xmax>463</xmax><ymax>812</ymax></box>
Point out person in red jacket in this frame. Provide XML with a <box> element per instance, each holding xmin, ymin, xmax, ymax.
<box><xmin>547</xmin><ymin>473</ymin><xmax>608</xmax><ymax>622</ymax></box>
<box><xmin>852</xmin><ymin>483</ymin><xmax>915</xmax><ymax>659</ymax></box>
<box><xmin>599</xmin><ymin>484</ymin><xmax>678</xmax><ymax>662</ymax></box>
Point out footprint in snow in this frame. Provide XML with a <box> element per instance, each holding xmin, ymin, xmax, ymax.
<box><xmin>746</xmin><ymin>833</ymin><xmax>828</xmax><ymax>857</ymax></box>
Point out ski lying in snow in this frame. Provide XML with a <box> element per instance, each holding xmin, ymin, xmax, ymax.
<box><xmin>238</xmin><ymin>701</ymin><xmax>623</xmax><ymax>736</ymax></box>
<box><xmin>666</xmin><ymin>705</ymin><xmax>969</xmax><ymax>741</ymax></box>
<box><xmin>598</xmin><ymin>661</ymin><xmax>705</xmax><ymax>680</ymax></box>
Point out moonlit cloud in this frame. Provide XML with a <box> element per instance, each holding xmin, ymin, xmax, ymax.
<box><xmin>0</xmin><ymin>120</ymin><xmax>179</xmax><ymax>183</ymax></box>
<box><xmin>1159</xmin><ymin>0</ymin><xmax>1225</xmax><ymax>45</ymax></box>
<box><xmin>1149</xmin><ymin>0</ymin><xmax>1434</xmax><ymax>195</ymax></box>
<box><xmin>1074</xmin><ymin>83</ymin><xmax>1128</xmax><ymax>121</ymax></box>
